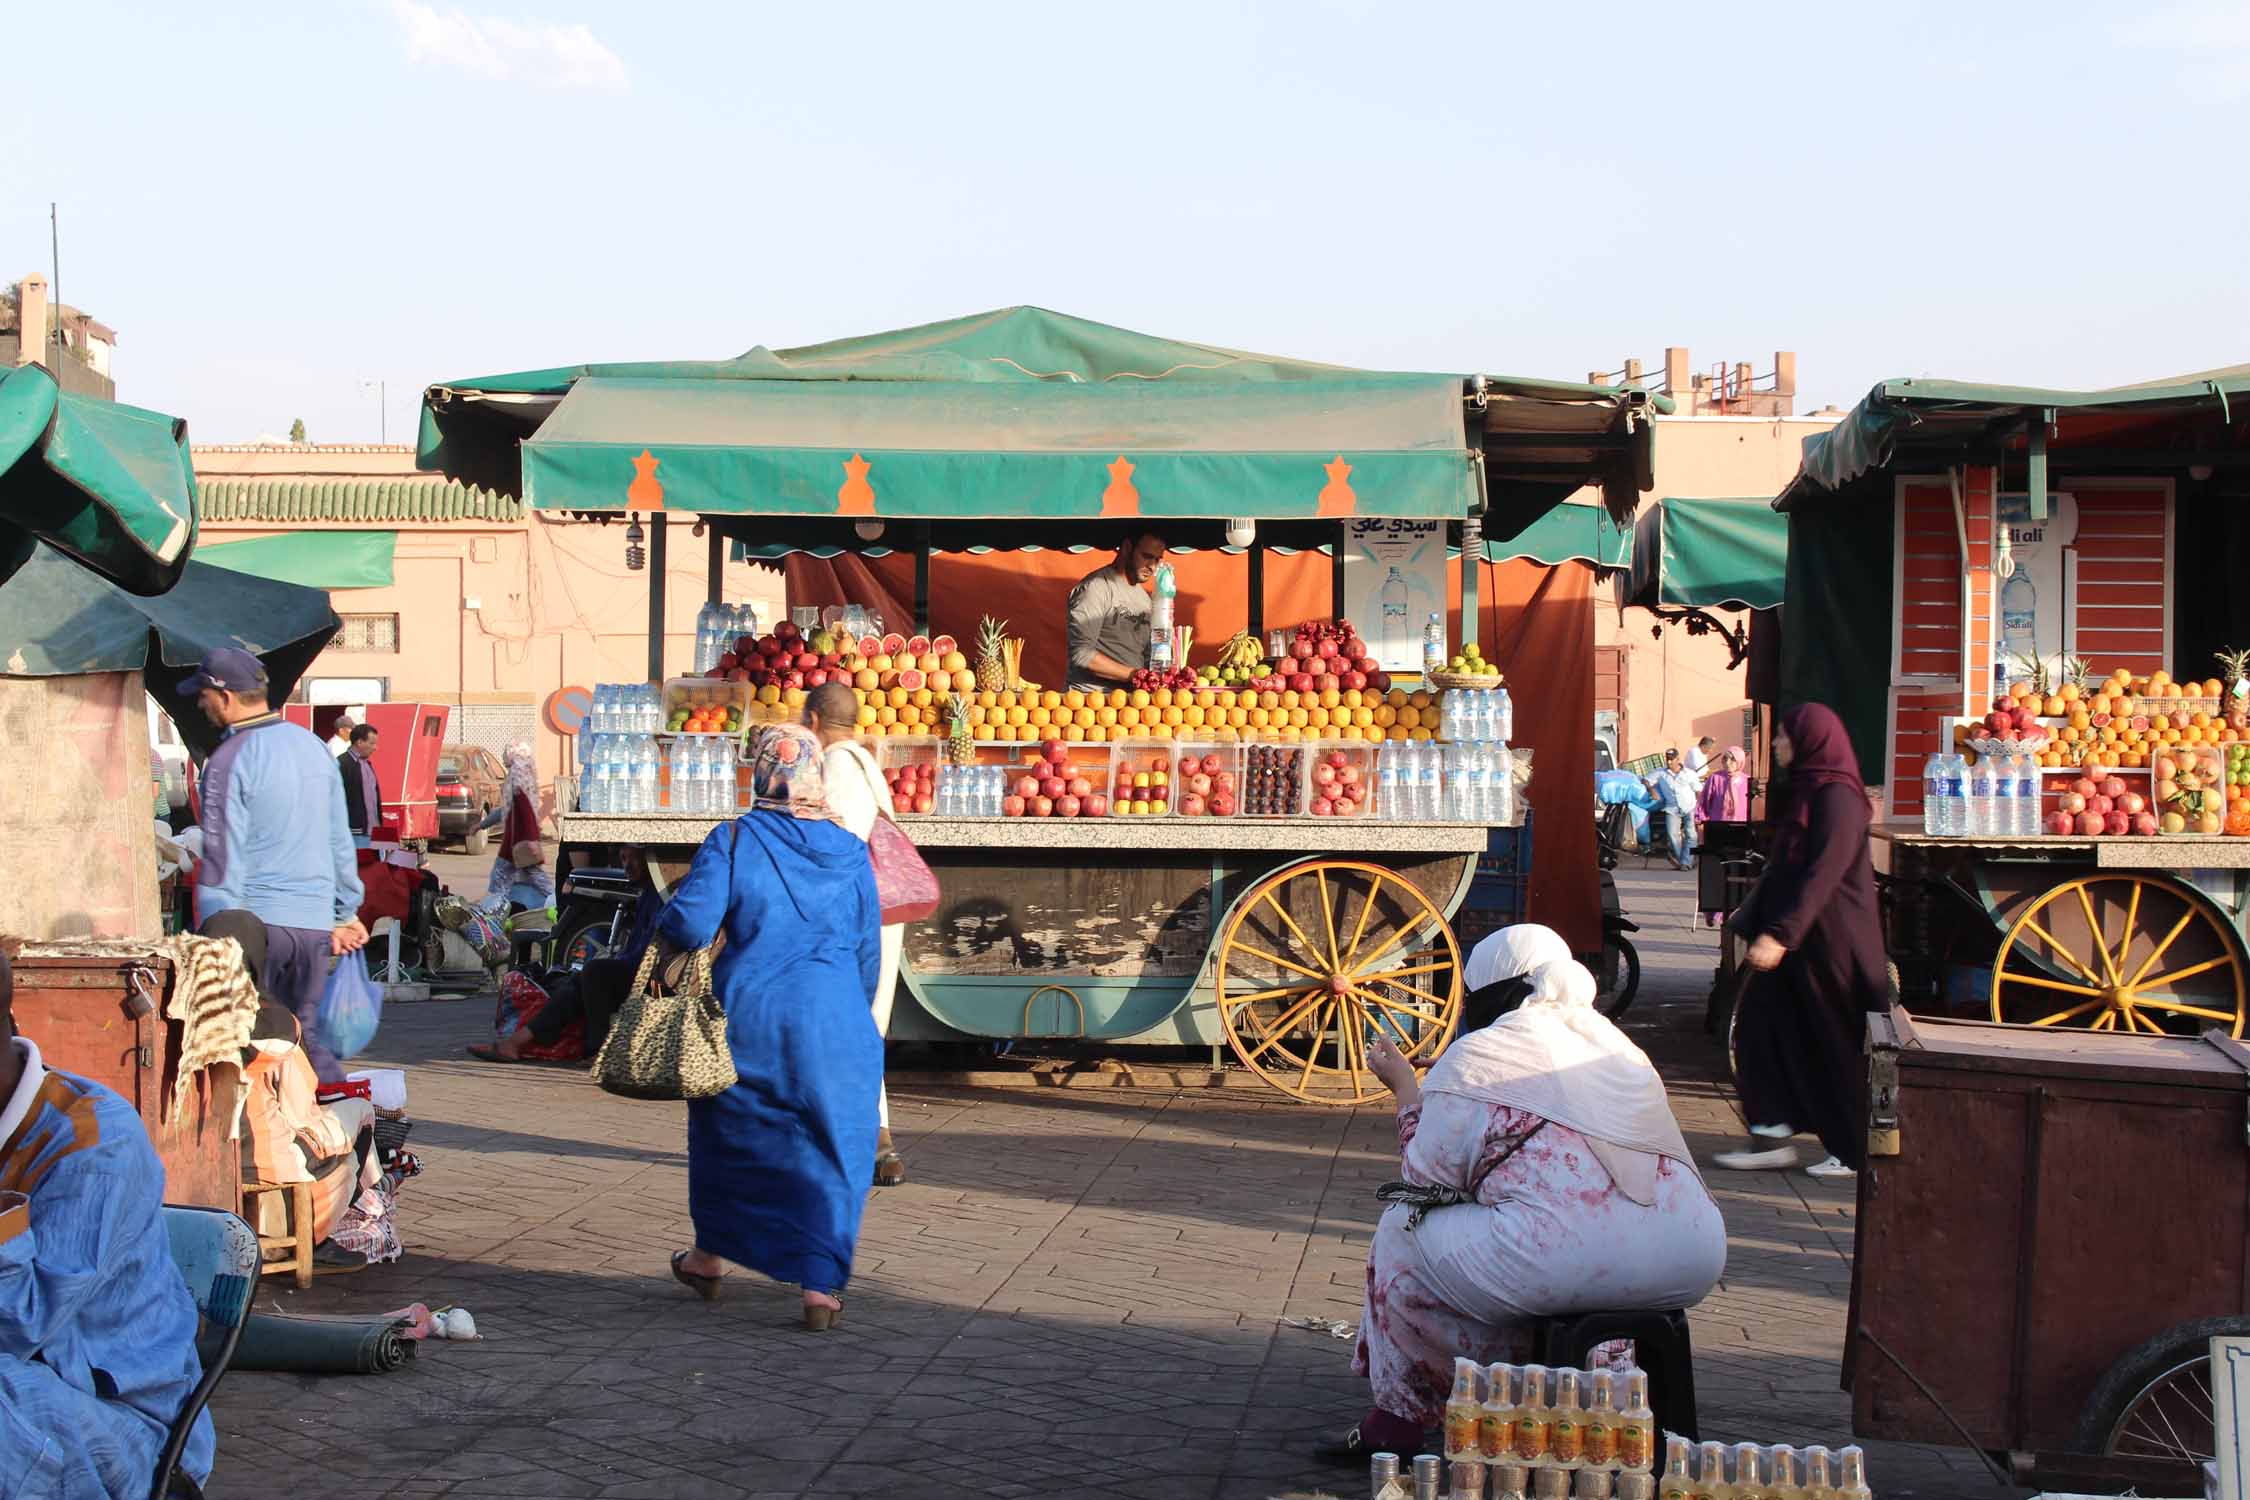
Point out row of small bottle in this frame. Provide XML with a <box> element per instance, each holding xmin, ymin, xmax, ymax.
<box><xmin>579</xmin><ymin>734</ymin><xmax>663</xmax><ymax>814</ymax></box>
<box><xmin>1439</xmin><ymin>688</ymin><xmax>1515</xmax><ymax>745</ymax></box>
<box><xmin>666</xmin><ymin>736</ymin><xmax>744</xmax><ymax>815</ymax></box>
<box><xmin>1374</xmin><ymin>1451</ymin><xmax>1647</xmax><ymax>1500</ymax></box>
<box><xmin>1445</xmin><ymin>1360</ymin><xmax>1652</xmax><ymax>1473</ymax></box>
<box><xmin>590</xmin><ymin>683</ymin><xmax>665</xmax><ymax>737</ymax></box>
<box><xmin>1657</xmin><ymin>1435</ymin><xmax>1871</xmax><ymax>1500</ymax></box>
<box><xmin>934</xmin><ymin>765</ymin><xmax>1010</xmax><ymax>817</ymax></box>
<box><xmin>1378</xmin><ymin>743</ymin><xmax>1448</xmax><ymax>821</ymax></box>
<box><xmin>1920</xmin><ymin>752</ymin><xmax>2041</xmax><ymax>838</ymax></box>
<box><xmin>692</xmin><ymin>601</ymin><xmax>761</xmax><ymax>674</ymax></box>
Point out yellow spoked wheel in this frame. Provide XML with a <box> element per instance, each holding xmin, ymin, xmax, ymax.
<box><xmin>1990</xmin><ymin>874</ymin><xmax>2247</xmax><ymax>1038</ymax></box>
<box><xmin>1215</xmin><ymin>860</ymin><xmax>1462</xmax><ymax>1104</ymax></box>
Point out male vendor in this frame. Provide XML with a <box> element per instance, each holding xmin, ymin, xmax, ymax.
<box><xmin>0</xmin><ymin>945</ymin><xmax>215</xmax><ymax>1494</ymax></box>
<box><xmin>1065</xmin><ymin>529</ymin><xmax>1167</xmax><ymax>694</ymax></box>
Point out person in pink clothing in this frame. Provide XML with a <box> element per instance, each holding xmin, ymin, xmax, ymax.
<box><xmin>1695</xmin><ymin>747</ymin><xmax>1751</xmax><ymax>927</ymax></box>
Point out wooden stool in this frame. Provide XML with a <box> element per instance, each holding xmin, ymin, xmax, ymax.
<box><xmin>239</xmin><ymin>1180</ymin><xmax>314</xmax><ymax>1290</ymax></box>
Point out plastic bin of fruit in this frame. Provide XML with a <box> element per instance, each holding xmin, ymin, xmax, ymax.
<box><xmin>2124</xmin><ymin>696</ymin><xmax>2221</xmax><ymax>719</ymax></box>
<box><xmin>1002</xmin><ymin>738</ymin><xmax>1109</xmax><ymax>819</ymax></box>
<box><xmin>1302</xmin><ymin>740</ymin><xmax>1378</xmax><ymax>818</ymax></box>
<box><xmin>1239</xmin><ymin>743</ymin><xmax>1307</xmax><ymax>816</ymax></box>
<box><xmin>1106</xmin><ymin>741</ymin><xmax>1185</xmax><ymax>818</ymax></box>
<box><xmin>664</xmin><ymin>676</ymin><xmax>752</xmax><ymax>729</ymax></box>
<box><xmin>1115</xmin><ymin>740</ymin><xmax>1240</xmax><ymax>818</ymax></box>
<box><xmin>875</xmin><ymin>736</ymin><xmax>943</xmax><ymax>774</ymax></box>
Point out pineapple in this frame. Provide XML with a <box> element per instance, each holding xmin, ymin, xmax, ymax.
<box><xmin>976</xmin><ymin>615</ymin><xmax>1009</xmax><ymax>694</ymax></box>
<box><xmin>947</xmin><ymin>696</ymin><xmax>975</xmax><ymax>765</ymax></box>
<box><xmin>2217</xmin><ymin>647</ymin><xmax>2250</xmax><ymax>731</ymax></box>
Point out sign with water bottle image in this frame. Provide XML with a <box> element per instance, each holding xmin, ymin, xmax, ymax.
<box><xmin>1343</xmin><ymin>519</ymin><xmax>1446</xmax><ymax>672</ymax></box>
<box><xmin>1992</xmin><ymin>490</ymin><xmax>2079</xmax><ymax>688</ymax></box>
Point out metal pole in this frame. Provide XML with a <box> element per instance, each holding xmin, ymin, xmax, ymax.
<box><xmin>1247</xmin><ymin>542</ymin><xmax>1266</xmax><ymax>643</ymax></box>
<box><xmin>1331</xmin><ymin>522</ymin><xmax>1347</xmax><ymax>620</ymax></box>
<box><xmin>914</xmin><ymin>527</ymin><xmax>932</xmax><ymax>636</ymax></box>
<box><xmin>48</xmin><ymin>203</ymin><xmax>59</xmax><ymax>371</ymax></box>
<box><xmin>706</xmin><ymin>522</ymin><xmax>723</xmax><ymax>605</ymax></box>
<box><xmin>1460</xmin><ymin>506</ymin><xmax>1485</xmax><ymax>653</ymax></box>
<box><xmin>646</xmin><ymin>511</ymin><xmax>669</xmax><ymax>682</ymax></box>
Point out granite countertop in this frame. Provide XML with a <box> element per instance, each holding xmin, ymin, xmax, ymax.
<box><xmin>558</xmin><ymin>812</ymin><xmax>1497</xmax><ymax>854</ymax></box>
<box><xmin>1874</xmin><ymin>824</ymin><xmax>2250</xmax><ymax>868</ymax></box>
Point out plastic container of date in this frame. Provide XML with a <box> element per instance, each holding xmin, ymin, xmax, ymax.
<box><xmin>1003</xmin><ymin>737</ymin><xmax>1108</xmax><ymax>819</ymax></box>
<box><xmin>1302</xmin><ymin>741</ymin><xmax>1377</xmax><ymax>818</ymax></box>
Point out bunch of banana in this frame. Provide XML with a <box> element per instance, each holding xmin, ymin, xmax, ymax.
<box><xmin>1198</xmin><ymin>630</ymin><xmax>1271</xmax><ymax>686</ymax></box>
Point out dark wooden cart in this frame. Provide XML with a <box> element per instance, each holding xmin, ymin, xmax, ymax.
<box><xmin>1851</xmin><ymin>1008</ymin><xmax>2250</xmax><ymax>1489</ymax></box>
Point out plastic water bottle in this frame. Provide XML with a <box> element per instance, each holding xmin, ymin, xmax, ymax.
<box><xmin>1379</xmin><ymin>744</ymin><xmax>1403</xmax><ymax>819</ymax></box>
<box><xmin>1423</xmin><ymin>612</ymin><xmax>1446</xmax><ymax>678</ymax></box>
<box><xmin>2014</xmin><ymin>753</ymin><xmax>2042</xmax><ymax>836</ymax></box>
<box><xmin>694</xmin><ymin>601</ymin><xmax>722</xmax><ymax>672</ymax></box>
<box><xmin>1494</xmin><ymin>686</ymin><xmax>1513</xmax><ymax>743</ymax></box>
<box><xmin>1992</xmin><ymin>754</ymin><xmax>2016</xmax><ymax>840</ymax></box>
<box><xmin>1944</xmin><ymin>753</ymin><xmax>1968</xmax><ymax>836</ymax></box>
<box><xmin>1967</xmin><ymin>755</ymin><xmax>1997</xmax><ymax>837</ymax></box>
<box><xmin>1922</xmin><ymin>754</ymin><xmax>1947</xmax><ymax>837</ymax></box>
<box><xmin>1417</xmin><ymin>743</ymin><xmax>1442</xmax><ymax>821</ymax></box>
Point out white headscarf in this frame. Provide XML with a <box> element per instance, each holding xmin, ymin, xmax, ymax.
<box><xmin>1424</xmin><ymin>956</ymin><xmax>1699</xmax><ymax>1205</ymax></box>
<box><xmin>1463</xmin><ymin>923</ymin><xmax>1573</xmax><ymax>992</ymax></box>
<box><xmin>502</xmin><ymin>741</ymin><xmax>539</xmax><ymax>803</ymax></box>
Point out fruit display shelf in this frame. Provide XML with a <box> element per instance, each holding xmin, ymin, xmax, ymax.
<box><xmin>559</xmin><ymin>809</ymin><xmax>1492</xmax><ymax>853</ymax></box>
<box><xmin>1874</xmin><ymin>824</ymin><xmax>2250</xmax><ymax>867</ymax></box>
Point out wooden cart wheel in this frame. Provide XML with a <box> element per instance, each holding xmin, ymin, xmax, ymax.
<box><xmin>1990</xmin><ymin>873</ymin><xmax>2246</xmax><ymax>1038</ymax></box>
<box><xmin>1215</xmin><ymin>860</ymin><xmax>1461</xmax><ymax>1105</ymax></box>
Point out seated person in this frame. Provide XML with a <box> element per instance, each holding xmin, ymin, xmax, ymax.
<box><xmin>471</xmin><ymin>848</ymin><xmax>666</xmax><ymax>1063</ymax></box>
<box><xmin>1322</xmin><ymin>926</ymin><xmax>1728</xmax><ymax>1463</ymax></box>
<box><xmin>0</xmin><ymin>945</ymin><xmax>214</xmax><ymax>1495</ymax></box>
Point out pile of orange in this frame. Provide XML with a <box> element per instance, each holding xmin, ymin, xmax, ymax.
<box><xmin>1989</xmin><ymin>669</ymin><xmax>2239</xmax><ymax>771</ymax></box>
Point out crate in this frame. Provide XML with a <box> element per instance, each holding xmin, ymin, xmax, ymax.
<box><xmin>1239</xmin><ymin>742</ymin><xmax>1308</xmax><ymax>817</ymax></box>
<box><xmin>1457</xmin><ymin>815</ymin><xmax>1535</xmax><ymax>948</ymax></box>
<box><xmin>663</xmin><ymin>676</ymin><xmax>750</xmax><ymax>733</ymax></box>
<box><xmin>1116</xmin><ymin>740</ymin><xmax>1242</xmax><ymax>818</ymax></box>
<box><xmin>1303</xmin><ymin>740</ymin><xmax>1378</xmax><ymax>819</ymax></box>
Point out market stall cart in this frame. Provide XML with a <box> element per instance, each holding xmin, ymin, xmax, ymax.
<box><xmin>1849</xmin><ymin>1008</ymin><xmax>2250</xmax><ymax>1490</ymax></box>
<box><xmin>1772</xmin><ymin>367</ymin><xmax>2250</xmax><ymax>1033</ymax></box>
<box><xmin>419</xmin><ymin>306</ymin><xmax>1666</xmax><ymax>1097</ymax></box>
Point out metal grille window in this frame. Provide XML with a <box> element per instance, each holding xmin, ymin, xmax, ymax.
<box><xmin>450</xmin><ymin>705</ymin><xmax>537</xmax><ymax>758</ymax></box>
<box><xmin>333</xmin><ymin>614</ymin><xmax>400</xmax><ymax>652</ymax></box>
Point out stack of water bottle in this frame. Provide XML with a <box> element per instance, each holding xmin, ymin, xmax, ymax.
<box><xmin>692</xmin><ymin>600</ymin><xmax>762</xmax><ymax>674</ymax></box>
<box><xmin>935</xmin><ymin>764</ymin><xmax>1008</xmax><ymax>817</ymax></box>
<box><xmin>578</xmin><ymin>684</ymin><xmax>665</xmax><ymax>814</ymax></box>
<box><xmin>1921</xmin><ymin>749</ymin><xmax>2042</xmax><ymax>838</ymax></box>
<box><xmin>666</xmin><ymin>735</ymin><xmax>744</xmax><ymax>815</ymax></box>
<box><xmin>1377</xmin><ymin>741</ymin><xmax>1445</xmax><ymax>821</ymax></box>
<box><xmin>1439</xmin><ymin>688</ymin><xmax>1517</xmax><ymax>826</ymax></box>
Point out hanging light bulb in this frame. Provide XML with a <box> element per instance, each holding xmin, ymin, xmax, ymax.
<box><xmin>854</xmin><ymin>519</ymin><xmax>886</xmax><ymax>541</ymax></box>
<box><xmin>624</xmin><ymin>515</ymin><xmax>646</xmax><ymax>571</ymax></box>
<box><xmin>1225</xmin><ymin>517</ymin><xmax>1256</xmax><ymax>548</ymax></box>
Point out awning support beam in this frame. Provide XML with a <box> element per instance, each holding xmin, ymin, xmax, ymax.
<box><xmin>2026</xmin><ymin>409</ymin><xmax>2053</xmax><ymax>521</ymax></box>
<box><xmin>646</xmin><ymin>511</ymin><xmax>668</xmax><ymax>682</ymax></box>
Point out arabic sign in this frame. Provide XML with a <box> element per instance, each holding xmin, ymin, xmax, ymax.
<box><xmin>1343</xmin><ymin>519</ymin><xmax>1446</xmax><ymax>671</ymax></box>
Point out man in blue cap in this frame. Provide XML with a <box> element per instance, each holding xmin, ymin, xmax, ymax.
<box><xmin>184</xmin><ymin>648</ymin><xmax>368</xmax><ymax>1081</ymax></box>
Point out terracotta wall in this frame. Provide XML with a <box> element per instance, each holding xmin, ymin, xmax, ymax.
<box><xmin>0</xmin><ymin>673</ymin><xmax>159</xmax><ymax>940</ymax></box>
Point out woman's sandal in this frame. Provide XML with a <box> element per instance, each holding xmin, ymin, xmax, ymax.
<box><xmin>802</xmin><ymin>1294</ymin><xmax>843</xmax><ymax>1332</ymax></box>
<box><xmin>670</xmin><ymin>1250</ymin><xmax>722</xmax><ymax>1303</ymax></box>
<box><xmin>873</xmin><ymin>1151</ymin><xmax>906</xmax><ymax>1187</ymax></box>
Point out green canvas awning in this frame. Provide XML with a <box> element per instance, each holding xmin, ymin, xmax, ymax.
<box><xmin>0</xmin><ymin>363</ymin><xmax>197</xmax><ymax>596</ymax></box>
<box><xmin>1484</xmin><ymin>502</ymin><xmax>1632</xmax><ymax>567</ymax></box>
<box><xmin>420</xmin><ymin>307</ymin><xmax>1664</xmax><ymax>533</ymax></box>
<box><xmin>196</xmin><ymin>531</ymin><xmax>397</xmax><ymax>589</ymax></box>
<box><xmin>0</xmin><ymin>543</ymin><xmax>338</xmax><ymax>754</ymax></box>
<box><xmin>1621</xmin><ymin>497</ymin><xmax>1788</xmax><ymax>610</ymax></box>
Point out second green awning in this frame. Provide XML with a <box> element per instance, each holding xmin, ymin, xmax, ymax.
<box><xmin>0</xmin><ymin>363</ymin><xmax>197</xmax><ymax>596</ymax></box>
<box><xmin>521</xmin><ymin>374</ymin><xmax>1475</xmax><ymax>521</ymax></box>
<box><xmin>195</xmin><ymin>530</ymin><xmax>396</xmax><ymax>590</ymax></box>
<box><xmin>1621</xmin><ymin>497</ymin><xmax>1787</xmax><ymax>610</ymax></box>
<box><xmin>1484</xmin><ymin>502</ymin><xmax>1632</xmax><ymax>567</ymax></box>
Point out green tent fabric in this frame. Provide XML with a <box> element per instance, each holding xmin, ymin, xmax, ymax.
<box><xmin>0</xmin><ymin>363</ymin><xmax>197</xmax><ymax>596</ymax></box>
<box><xmin>420</xmin><ymin>306</ymin><xmax>1662</xmax><ymax>526</ymax></box>
<box><xmin>1621</xmin><ymin>497</ymin><xmax>1787</xmax><ymax>610</ymax></box>
<box><xmin>1776</xmin><ymin>489</ymin><xmax>1893</xmax><ymax>783</ymax></box>
<box><xmin>0</xmin><ymin>543</ymin><xmax>338</xmax><ymax>755</ymax></box>
<box><xmin>1484</xmin><ymin>502</ymin><xmax>1631</xmax><ymax>567</ymax></box>
<box><xmin>196</xmin><ymin>531</ymin><xmax>396</xmax><ymax>589</ymax></box>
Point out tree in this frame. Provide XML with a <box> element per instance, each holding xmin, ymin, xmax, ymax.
<box><xmin>288</xmin><ymin>418</ymin><xmax>307</xmax><ymax>445</ymax></box>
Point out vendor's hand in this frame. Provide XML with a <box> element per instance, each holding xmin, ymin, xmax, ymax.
<box><xmin>1746</xmin><ymin>934</ymin><xmax>1786</xmax><ymax>972</ymax></box>
<box><xmin>332</xmin><ymin>919</ymin><xmax>370</xmax><ymax>956</ymax></box>
<box><xmin>1366</xmin><ymin>1028</ymin><xmax>1419</xmax><ymax>1097</ymax></box>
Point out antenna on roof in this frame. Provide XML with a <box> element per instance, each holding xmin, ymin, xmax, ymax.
<box><xmin>48</xmin><ymin>202</ymin><xmax>59</xmax><ymax>369</ymax></box>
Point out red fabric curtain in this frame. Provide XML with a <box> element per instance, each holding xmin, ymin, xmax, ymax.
<box><xmin>786</xmin><ymin>547</ymin><xmax>1596</xmax><ymax>953</ymax></box>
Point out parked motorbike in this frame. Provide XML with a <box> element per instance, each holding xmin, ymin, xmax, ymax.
<box><xmin>1598</xmin><ymin>864</ymin><xmax>1642</xmax><ymax>1020</ymax></box>
<box><xmin>549</xmin><ymin>866</ymin><xmax>641</xmax><ymax>971</ymax></box>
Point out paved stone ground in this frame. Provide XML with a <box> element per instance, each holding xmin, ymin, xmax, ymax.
<box><xmin>204</xmin><ymin>863</ymin><xmax>2009</xmax><ymax>1499</ymax></box>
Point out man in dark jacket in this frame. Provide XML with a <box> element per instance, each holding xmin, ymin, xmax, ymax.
<box><xmin>338</xmin><ymin>724</ymin><xmax>383</xmax><ymax>845</ymax></box>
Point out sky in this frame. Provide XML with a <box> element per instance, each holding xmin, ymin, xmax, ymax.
<box><xmin>6</xmin><ymin>0</ymin><xmax>2248</xmax><ymax>445</ymax></box>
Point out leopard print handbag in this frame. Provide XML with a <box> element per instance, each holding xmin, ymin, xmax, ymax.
<box><xmin>590</xmin><ymin>942</ymin><xmax>737</xmax><ymax>1102</ymax></box>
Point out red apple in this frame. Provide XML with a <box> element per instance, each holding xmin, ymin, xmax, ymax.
<box><xmin>2090</xmin><ymin>795</ymin><xmax>2113</xmax><ymax>818</ymax></box>
<box><xmin>1214</xmin><ymin>772</ymin><xmax>1237</xmax><ymax>793</ymax></box>
<box><xmin>1339</xmin><ymin>765</ymin><xmax>1363</xmax><ymax>788</ymax></box>
<box><xmin>1067</xmin><ymin>776</ymin><xmax>1092</xmax><ymax>799</ymax></box>
<box><xmin>1180</xmin><ymin>794</ymin><xmax>1207</xmax><ymax>817</ymax></box>
<box><xmin>2132</xmin><ymin>812</ymin><xmax>2160</xmax><ymax>835</ymax></box>
<box><xmin>1014</xmin><ymin>775</ymin><xmax>1040</xmax><ymax>799</ymax></box>
<box><xmin>2061</xmin><ymin>792</ymin><xmax>2086</xmax><ymax>815</ymax></box>
<box><xmin>2105</xmin><ymin>811</ymin><xmax>2130</xmax><ymax>836</ymax></box>
<box><xmin>1042</xmin><ymin>738</ymin><xmax>1068</xmax><ymax>764</ymax></box>
<box><xmin>1032</xmin><ymin>795</ymin><xmax>1055</xmax><ymax>817</ymax></box>
<box><xmin>1210</xmin><ymin>794</ymin><xmax>1236</xmax><ymax>816</ymax></box>
<box><xmin>2119</xmin><ymin>792</ymin><xmax>2147</xmax><ymax>816</ymax></box>
<box><xmin>2071</xmin><ymin>777</ymin><xmax>2098</xmax><ymax>800</ymax></box>
<box><xmin>1188</xmin><ymin>773</ymin><xmax>1213</xmax><ymax>798</ymax></box>
<box><xmin>1310</xmin><ymin>796</ymin><xmax>1335</xmax><ymax>816</ymax></box>
<box><xmin>1986</xmin><ymin>711</ymin><xmax>2011</xmax><ymax>734</ymax></box>
<box><xmin>1085</xmin><ymin>794</ymin><xmax>1109</xmax><ymax>818</ymax></box>
<box><xmin>1313</xmin><ymin>763</ymin><xmax>1338</xmax><ymax>787</ymax></box>
<box><xmin>2100</xmin><ymin>777</ymin><xmax>2128</xmax><ymax>801</ymax></box>
<box><xmin>1056</xmin><ymin>794</ymin><xmax>1082</xmax><ymax>818</ymax></box>
<box><xmin>2046</xmin><ymin>811</ymin><xmax>2076</xmax><ymax>835</ymax></box>
<box><xmin>1040</xmin><ymin>776</ymin><xmax>1066</xmax><ymax>800</ymax></box>
<box><xmin>805</xmin><ymin>669</ymin><xmax>829</xmax><ymax>688</ymax></box>
<box><xmin>1002</xmin><ymin>795</ymin><xmax>1027</xmax><ymax>817</ymax></box>
<box><xmin>914</xmin><ymin>793</ymin><xmax>934</xmax><ymax>815</ymax></box>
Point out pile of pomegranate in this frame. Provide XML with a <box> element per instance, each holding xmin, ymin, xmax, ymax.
<box><xmin>1308</xmin><ymin>749</ymin><xmax>1369</xmax><ymax>817</ymax></box>
<box><xmin>1236</xmin><ymin>619</ymin><xmax>1392</xmax><ymax>697</ymax></box>
<box><xmin>1154</xmin><ymin>751</ymin><xmax>1237</xmax><ymax>817</ymax></box>
<box><xmin>2047</xmin><ymin>774</ymin><xmax>2153</xmax><ymax>837</ymax></box>
<box><xmin>1126</xmin><ymin>666</ymin><xmax>1200</xmax><ymax>693</ymax></box>
<box><xmin>885</xmin><ymin>761</ymin><xmax>937</xmax><ymax>816</ymax></box>
<box><xmin>714</xmin><ymin>620</ymin><xmax>846</xmax><ymax>691</ymax></box>
<box><xmin>1004</xmin><ymin>739</ymin><xmax>1103</xmax><ymax>818</ymax></box>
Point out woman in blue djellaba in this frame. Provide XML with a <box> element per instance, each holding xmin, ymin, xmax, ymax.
<box><xmin>658</xmin><ymin>723</ymin><xmax>882</xmax><ymax>1330</ymax></box>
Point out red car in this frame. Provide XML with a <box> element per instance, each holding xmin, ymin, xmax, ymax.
<box><xmin>436</xmin><ymin>745</ymin><xmax>507</xmax><ymax>852</ymax></box>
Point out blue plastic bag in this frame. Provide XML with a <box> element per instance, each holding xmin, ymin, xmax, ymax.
<box><xmin>314</xmin><ymin>950</ymin><xmax>383</xmax><ymax>1061</ymax></box>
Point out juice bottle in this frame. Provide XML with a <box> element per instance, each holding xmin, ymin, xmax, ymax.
<box><xmin>1732</xmin><ymin>1443</ymin><xmax>1765</xmax><ymax>1500</ymax></box>
<box><xmin>1799</xmin><ymin>1447</ymin><xmax>1834</xmax><ymax>1500</ymax></box>
<box><xmin>1694</xmin><ymin>1440</ymin><xmax>1733</xmax><ymax>1500</ymax></box>
<box><xmin>1445</xmin><ymin>1357</ymin><xmax>1484</xmax><ymax>1460</ymax></box>
<box><xmin>1550</xmin><ymin>1368</ymin><xmax>1585</xmax><ymax>1467</ymax></box>
<box><xmin>1765</xmin><ymin>1445</ymin><xmax>1800</xmax><ymax>1500</ymax></box>
<box><xmin>1617</xmin><ymin>1370</ymin><xmax>1655</xmax><ymax>1472</ymax></box>
<box><xmin>1580</xmin><ymin>1371</ymin><xmax>1617</xmax><ymax>1470</ymax></box>
<box><xmin>1657</xmin><ymin>1437</ymin><xmax>1694</xmax><ymax>1500</ymax></box>
<box><xmin>1833</xmin><ymin>1447</ymin><xmax>1870</xmax><ymax>1500</ymax></box>
<box><xmin>1480</xmin><ymin>1364</ymin><xmax>1519</xmax><ymax>1462</ymax></box>
<box><xmin>1511</xmin><ymin>1365</ymin><xmax>1552</xmax><ymax>1465</ymax></box>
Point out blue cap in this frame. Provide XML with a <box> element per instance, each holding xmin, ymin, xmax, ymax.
<box><xmin>180</xmin><ymin>647</ymin><xmax>268</xmax><ymax>698</ymax></box>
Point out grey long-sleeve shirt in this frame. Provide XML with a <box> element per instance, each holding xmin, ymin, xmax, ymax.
<box><xmin>1066</xmin><ymin>565</ymin><xmax>1152</xmax><ymax>692</ymax></box>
